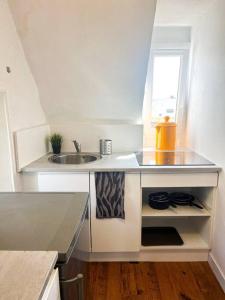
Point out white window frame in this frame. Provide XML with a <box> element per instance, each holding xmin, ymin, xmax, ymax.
<box><xmin>148</xmin><ymin>49</ymin><xmax>189</xmax><ymax>130</ymax></box>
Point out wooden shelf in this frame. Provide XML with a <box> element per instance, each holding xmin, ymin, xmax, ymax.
<box><xmin>142</xmin><ymin>202</ymin><xmax>211</xmax><ymax>217</ymax></box>
<box><xmin>141</xmin><ymin>231</ymin><xmax>209</xmax><ymax>250</ymax></box>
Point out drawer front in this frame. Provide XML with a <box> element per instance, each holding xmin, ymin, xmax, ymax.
<box><xmin>141</xmin><ymin>173</ymin><xmax>218</xmax><ymax>188</ymax></box>
<box><xmin>38</xmin><ymin>173</ymin><xmax>89</xmax><ymax>192</ymax></box>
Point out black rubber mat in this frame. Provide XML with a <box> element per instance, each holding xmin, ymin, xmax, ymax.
<box><xmin>141</xmin><ymin>227</ymin><xmax>184</xmax><ymax>246</ymax></box>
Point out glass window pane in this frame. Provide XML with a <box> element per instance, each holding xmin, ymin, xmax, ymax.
<box><xmin>151</xmin><ymin>55</ymin><xmax>181</xmax><ymax>123</ymax></box>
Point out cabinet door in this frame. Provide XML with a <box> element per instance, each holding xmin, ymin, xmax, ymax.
<box><xmin>41</xmin><ymin>269</ymin><xmax>61</xmax><ymax>300</ymax></box>
<box><xmin>90</xmin><ymin>172</ymin><xmax>141</xmax><ymax>252</ymax></box>
<box><xmin>37</xmin><ymin>173</ymin><xmax>89</xmax><ymax>192</ymax></box>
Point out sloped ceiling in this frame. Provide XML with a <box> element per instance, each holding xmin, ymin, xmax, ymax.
<box><xmin>8</xmin><ymin>0</ymin><xmax>156</xmax><ymax>124</ymax></box>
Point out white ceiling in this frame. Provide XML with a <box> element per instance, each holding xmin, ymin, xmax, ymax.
<box><xmin>154</xmin><ymin>0</ymin><xmax>214</xmax><ymax>25</ymax></box>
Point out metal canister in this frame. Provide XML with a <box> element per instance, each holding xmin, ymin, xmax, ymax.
<box><xmin>99</xmin><ymin>139</ymin><xmax>112</xmax><ymax>155</ymax></box>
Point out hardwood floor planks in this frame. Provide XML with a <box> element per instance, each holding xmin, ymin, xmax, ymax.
<box><xmin>121</xmin><ymin>263</ymin><xmax>138</xmax><ymax>298</ymax></box>
<box><xmin>165</xmin><ymin>262</ymin><xmax>205</xmax><ymax>300</ymax></box>
<box><xmin>106</xmin><ymin>263</ymin><xmax>122</xmax><ymax>300</ymax></box>
<box><xmin>87</xmin><ymin>262</ymin><xmax>225</xmax><ymax>300</ymax></box>
<box><xmin>190</xmin><ymin>262</ymin><xmax>225</xmax><ymax>300</ymax></box>
<box><xmin>155</xmin><ymin>262</ymin><xmax>179</xmax><ymax>300</ymax></box>
<box><xmin>138</xmin><ymin>263</ymin><xmax>161</xmax><ymax>300</ymax></box>
<box><xmin>88</xmin><ymin>262</ymin><xmax>108</xmax><ymax>300</ymax></box>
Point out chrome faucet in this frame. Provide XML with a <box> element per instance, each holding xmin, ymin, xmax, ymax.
<box><xmin>73</xmin><ymin>140</ymin><xmax>81</xmax><ymax>153</ymax></box>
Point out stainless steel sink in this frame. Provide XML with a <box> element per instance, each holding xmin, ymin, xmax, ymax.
<box><xmin>48</xmin><ymin>153</ymin><xmax>100</xmax><ymax>165</ymax></box>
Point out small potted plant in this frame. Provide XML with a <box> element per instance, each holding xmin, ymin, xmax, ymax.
<box><xmin>49</xmin><ymin>133</ymin><xmax>63</xmax><ymax>154</ymax></box>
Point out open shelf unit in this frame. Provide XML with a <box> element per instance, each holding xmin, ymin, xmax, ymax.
<box><xmin>141</xmin><ymin>186</ymin><xmax>215</xmax><ymax>252</ymax></box>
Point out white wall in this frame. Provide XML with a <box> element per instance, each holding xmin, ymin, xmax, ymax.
<box><xmin>51</xmin><ymin>122</ymin><xmax>143</xmax><ymax>153</ymax></box>
<box><xmin>0</xmin><ymin>92</ymin><xmax>13</xmax><ymax>190</ymax></box>
<box><xmin>154</xmin><ymin>0</ymin><xmax>213</xmax><ymax>26</ymax></box>
<box><xmin>0</xmin><ymin>0</ymin><xmax>46</xmax><ymax>188</ymax></box>
<box><xmin>151</xmin><ymin>26</ymin><xmax>191</xmax><ymax>49</ymax></box>
<box><xmin>0</xmin><ymin>0</ymin><xmax>46</xmax><ymax>131</ymax></box>
<box><xmin>186</xmin><ymin>0</ymin><xmax>225</xmax><ymax>289</ymax></box>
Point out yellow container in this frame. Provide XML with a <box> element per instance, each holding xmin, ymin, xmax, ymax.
<box><xmin>155</xmin><ymin>116</ymin><xmax>177</xmax><ymax>150</ymax></box>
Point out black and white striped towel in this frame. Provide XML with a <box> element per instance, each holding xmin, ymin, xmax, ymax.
<box><xmin>95</xmin><ymin>172</ymin><xmax>125</xmax><ymax>219</ymax></box>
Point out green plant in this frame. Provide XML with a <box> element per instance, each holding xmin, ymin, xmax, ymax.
<box><xmin>49</xmin><ymin>133</ymin><xmax>63</xmax><ymax>154</ymax></box>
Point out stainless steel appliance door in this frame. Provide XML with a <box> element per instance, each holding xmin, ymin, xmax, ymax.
<box><xmin>59</xmin><ymin>199</ymin><xmax>90</xmax><ymax>300</ymax></box>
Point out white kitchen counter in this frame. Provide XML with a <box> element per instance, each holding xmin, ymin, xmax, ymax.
<box><xmin>22</xmin><ymin>152</ymin><xmax>220</xmax><ymax>173</ymax></box>
<box><xmin>0</xmin><ymin>251</ymin><xmax>57</xmax><ymax>300</ymax></box>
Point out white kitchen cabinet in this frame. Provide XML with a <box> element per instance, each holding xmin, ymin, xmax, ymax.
<box><xmin>41</xmin><ymin>268</ymin><xmax>61</xmax><ymax>300</ymax></box>
<box><xmin>90</xmin><ymin>172</ymin><xmax>141</xmax><ymax>252</ymax></box>
<box><xmin>37</xmin><ymin>172</ymin><xmax>89</xmax><ymax>192</ymax></box>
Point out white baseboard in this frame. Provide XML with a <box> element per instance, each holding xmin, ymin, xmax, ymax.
<box><xmin>90</xmin><ymin>250</ymin><xmax>209</xmax><ymax>262</ymax></box>
<box><xmin>208</xmin><ymin>254</ymin><xmax>225</xmax><ymax>293</ymax></box>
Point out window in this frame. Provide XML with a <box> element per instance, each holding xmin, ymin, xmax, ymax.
<box><xmin>143</xmin><ymin>49</ymin><xmax>189</xmax><ymax>148</ymax></box>
<box><xmin>149</xmin><ymin>50</ymin><xmax>188</xmax><ymax>124</ymax></box>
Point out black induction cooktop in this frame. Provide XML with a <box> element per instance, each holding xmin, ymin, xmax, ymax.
<box><xmin>136</xmin><ymin>150</ymin><xmax>215</xmax><ymax>166</ymax></box>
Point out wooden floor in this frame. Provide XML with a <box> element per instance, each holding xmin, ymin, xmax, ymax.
<box><xmin>87</xmin><ymin>262</ymin><xmax>225</xmax><ymax>300</ymax></box>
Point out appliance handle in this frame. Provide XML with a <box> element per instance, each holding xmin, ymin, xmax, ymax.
<box><xmin>60</xmin><ymin>273</ymin><xmax>84</xmax><ymax>300</ymax></box>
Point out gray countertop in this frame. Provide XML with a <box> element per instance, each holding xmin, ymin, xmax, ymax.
<box><xmin>0</xmin><ymin>192</ymin><xmax>88</xmax><ymax>263</ymax></box>
<box><xmin>0</xmin><ymin>251</ymin><xmax>57</xmax><ymax>300</ymax></box>
<box><xmin>22</xmin><ymin>151</ymin><xmax>221</xmax><ymax>173</ymax></box>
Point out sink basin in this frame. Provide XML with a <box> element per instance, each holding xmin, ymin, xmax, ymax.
<box><xmin>48</xmin><ymin>153</ymin><xmax>100</xmax><ymax>165</ymax></box>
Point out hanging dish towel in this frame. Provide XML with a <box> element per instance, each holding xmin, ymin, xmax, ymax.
<box><xmin>95</xmin><ymin>172</ymin><xmax>125</xmax><ymax>219</ymax></box>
